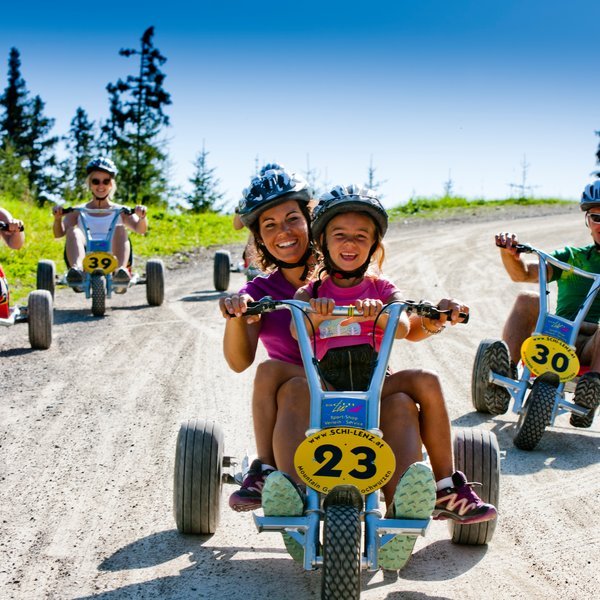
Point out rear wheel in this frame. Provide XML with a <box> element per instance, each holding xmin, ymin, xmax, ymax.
<box><xmin>174</xmin><ymin>419</ymin><xmax>224</xmax><ymax>534</ymax></box>
<box><xmin>471</xmin><ymin>339</ymin><xmax>511</xmax><ymax>415</ymax></box>
<box><xmin>322</xmin><ymin>503</ymin><xmax>361</xmax><ymax>600</ymax></box>
<box><xmin>36</xmin><ymin>260</ymin><xmax>56</xmax><ymax>300</ymax></box>
<box><xmin>513</xmin><ymin>375</ymin><xmax>556</xmax><ymax>450</ymax></box>
<box><xmin>213</xmin><ymin>250</ymin><xmax>231</xmax><ymax>292</ymax></box>
<box><xmin>28</xmin><ymin>290</ymin><xmax>53</xmax><ymax>350</ymax></box>
<box><xmin>450</xmin><ymin>428</ymin><xmax>500</xmax><ymax>545</ymax></box>
<box><xmin>91</xmin><ymin>274</ymin><xmax>106</xmax><ymax>317</ymax></box>
<box><xmin>146</xmin><ymin>259</ymin><xmax>165</xmax><ymax>306</ymax></box>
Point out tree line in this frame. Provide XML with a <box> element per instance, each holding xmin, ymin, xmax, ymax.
<box><xmin>0</xmin><ymin>26</ymin><xmax>223</xmax><ymax>212</ymax></box>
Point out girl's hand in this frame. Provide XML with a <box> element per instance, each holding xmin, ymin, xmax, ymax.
<box><xmin>52</xmin><ymin>205</ymin><xmax>64</xmax><ymax>219</ymax></box>
<box><xmin>354</xmin><ymin>298</ymin><xmax>383</xmax><ymax>318</ymax></box>
<box><xmin>134</xmin><ymin>205</ymin><xmax>147</xmax><ymax>219</ymax></box>
<box><xmin>309</xmin><ymin>297</ymin><xmax>335</xmax><ymax>316</ymax></box>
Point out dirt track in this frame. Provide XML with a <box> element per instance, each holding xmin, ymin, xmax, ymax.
<box><xmin>1</xmin><ymin>206</ymin><xmax>598</xmax><ymax>600</ymax></box>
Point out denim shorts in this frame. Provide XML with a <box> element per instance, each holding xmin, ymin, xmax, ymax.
<box><xmin>318</xmin><ymin>344</ymin><xmax>377</xmax><ymax>391</ymax></box>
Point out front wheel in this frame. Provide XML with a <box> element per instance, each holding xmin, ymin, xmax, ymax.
<box><xmin>91</xmin><ymin>274</ymin><xmax>106</xmax><ymax>317</ymax></box>
<box><xmin>28</xmin><ymin>290</ymin><xmax>53</xmax><ymax>350</ymax></box>
<box><xmin>173</xmin><ymin>419</ymin><xmax>224</xmax><ymax>535</ymax></box>
<box><xmin>213</xmin><ymin>250</ymin><xmax>231</xmax><ymax>292</ymax></box>
<box><xmin>449</xmin><ymin>427</ymin><xmax>500</xmax><ymax>545</ymax></box>
<box><xmin>513</xmin><ymin>375</ymin><xmax>557</xmax><ymax>450</ymax></box>
<box><xmin>36</xmin><ymin>260</ymin><xmax>56</xmax><ymax>300</ymax></box>
<box><xmin>322</xmin><ymin>503</ymin><xmax>361</xmax><ymax>600</ymax></box>
<box><xmin>471</xmin><ymin>339</ymin><xmax>511</xmax><ymax>415</ymax></box>
<box><xmin>146</xmin><ymin>259</ymin><xmax>165</xmax><ymax>306</ymax></box>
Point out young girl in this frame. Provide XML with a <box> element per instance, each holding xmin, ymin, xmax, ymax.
<box><xmin>262</xmin><ymin>184</ymin><xmax>496</xmax><ymax>569</ymax></box>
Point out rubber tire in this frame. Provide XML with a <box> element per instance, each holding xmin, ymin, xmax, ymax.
<box><xmin>36</xmin><ymin>260</ymin><xmax>56</xmax><ymax>300</ymax></box>
<box><xmin>513</xmin><ymin>378</ymin><xmax>555</xmax><ymax>451</ymax></box>
<box><xmin>213</xmin><ymin>250</ymin><xmax>231</xmax><ymax>292</ymax></box>
<box><xmin>91</xmin><ymin>274</ymin><xmax>106</xmax><ymax>317</ymax></box>
<box><xmin>174</xmin><ymin>419</ymin><xmax>224</xmax><ymax>535</ymax></box>
<box><xmin>321</xmin><ymin>504</ymin><xmax>361</xmax><ymax>600</ymax></box>
<box><xmin>27</xmin><ymin>290</ymin><xmax>53</xmax><ymax>350</ymax></box>
<box><xmin>450</xmin><ymin>427</ymin><xmax>500</xmax><ymax>545</ymax></box>
<box><xmin>146</xmin><ymin>259</ymin><xmax>165</xmax><ymax>306</ymax></box>
<box><xmin>471</xmin><ymin>338</ymin><xmax>511</xmax><ymax>414</ymax></box>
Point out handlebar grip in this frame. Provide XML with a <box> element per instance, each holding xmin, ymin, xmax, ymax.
<box><xmin>0</xmin><ymin>221</ymin><xmax>24</xmax><ymax>232</ymax></box>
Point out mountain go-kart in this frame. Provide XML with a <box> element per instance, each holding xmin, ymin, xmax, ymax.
<box><xmin>472</xmin><ymin>242</ymin><xmax>599</xmax><ymax>450</ymax></box>
<box><xmin>213</xmin><ymin>247</ymin><xmax>260</xmax><ymax>292</ymax></box>
<box><xmin>36</xmin><ymin>206</ymin><xmax>165</xmax><ymax>317</ymax></box>
<box><xmin>0</xmin><ymin>222</ymin><xmax>53</xmax><ymax>350</ymax></box>
<box><xmin>174</xmin><ymin>298</ymin><xmax>499</xmax><ymax>598</ymax></box>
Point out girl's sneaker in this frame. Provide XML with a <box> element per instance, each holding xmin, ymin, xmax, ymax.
<box><xmin>262</xmin><ymin>471</ymin><xmax>305</xmax><ymax>562</ymax></box>
<box><xmin>379</xmin><ymin>462</ymin><xmax>436</xmax><ymax>571</ymax></box>
<box><xmin>228</xmin><ymin>459</ymin><xmax>273</xmax><ymax>512</ymax></box>
<box><xmin>433</xmin><ymin>471</ymin><xmax>497</xmax><ymax>524</ymax></box>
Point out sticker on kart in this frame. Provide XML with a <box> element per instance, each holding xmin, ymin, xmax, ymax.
<box><xmin>83</xmin><ymin>252</ymin><xmax>118</xmax><ymax>275</ymax></box>
<box><xmin>294</xmin><ymin>428</ymin><xmax>396</xmax><ymax>494</ymax></box>
<box><xmin>520</xmin><ymin>334</ymin><xmax>579</xmax><ymax>382</ymax></box>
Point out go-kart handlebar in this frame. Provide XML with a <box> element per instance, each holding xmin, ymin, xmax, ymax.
<box><xmin>0</xmin><ymin>221</ymin><xmax>24</xmax><ymax>232</ymax></box>
<box><xmin>495</xmin><ymin>239</ymin><xmax>534</xmax><ymax>254</ymax></box>
<box><xmin>61</xmin><ymin>206</ymin><xmax>135</xmax><ymax>216</ymax></box>
<box><xmin>244</xmin><ymin>297</ymin><xmax>469</xmax><ymax>323</ymax></box>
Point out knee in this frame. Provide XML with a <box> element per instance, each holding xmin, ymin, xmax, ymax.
<box><xmin>381</xmin><ymin>392</ymin><xmax>419</xmax><ymax>422</ymax></box>
<box><xmin>277</xmin><ymin>376</ymin><xmax>309</xmax><ymax>413</ymax></box>
<box><xmin>513</xmin><ymin>292</ymin><xmax>539</xmax><ymax>316</ymax></box>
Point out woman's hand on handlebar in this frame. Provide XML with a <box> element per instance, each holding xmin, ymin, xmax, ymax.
<box><xmin>220</xmin><ymin>293</ymin><xmax>261</xmax><ymax>323</ymax></box>
<box><xmin>436</xmin><ymin>298</ymin><xmax>469</xmax><ymax>327</ymax></box>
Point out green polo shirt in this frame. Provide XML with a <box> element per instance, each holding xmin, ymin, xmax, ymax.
<box><xmin>550</xmin><ymin>244</ymin><xmax>600</xmax><ymax>322</ymax></box>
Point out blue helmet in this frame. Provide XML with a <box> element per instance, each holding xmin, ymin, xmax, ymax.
<box><xmin>238</xmin><ymin>167</ymin><xmax>311</xmax><ymax>227</ymax></box>
<box><xmin>259</xmin><ymin>162</ymin><xmax>285</xmax><ymax>176</ymax></box>
<box><xmin>86</xmin><ymin>157</ymin><xmax>118</xmax><ymax>177</ymax></box>
<box><xmin>581</xmin><ymin>181</ymin><xmax>600</xmax><ymax>211</ymax></box>
<box><xmin>312</xmin><ymin>184</ymin><xmax>388</xmax><ymax>243</ymax></box>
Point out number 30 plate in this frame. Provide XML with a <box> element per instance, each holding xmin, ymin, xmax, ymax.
<box><xmin>521</xmin><ymin>334</ymin><xmax>579</xmax><ymax>382</ymax></box>
<box><xmin>294</xmin><ymin>428</ymin><xmax>396</xmax><ymax>494</ymax></box>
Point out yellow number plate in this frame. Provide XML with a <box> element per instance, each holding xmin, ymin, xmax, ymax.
<box><xmin>83</xmin><ymin>252</ymin><xmax>118</xmax><ymax>275</ymax></box>
<box><xmin>294</xmin><ymin>428</ymin><xmax>396</xmax><ymax>494</ymax></box>
<box><xmin>521</xmin><ymin>334</ymin><xmax>579</xmax><ymax>382</ymax></box>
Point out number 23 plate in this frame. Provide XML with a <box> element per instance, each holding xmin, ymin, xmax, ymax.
<box><xmin>294</xmin><ymin>428</ymin><xmax>396</xmax><ymax>494</ymax></box>
<box><xmin>521</xmin><ymin>334</ymin><xmax>579</xmax><ymax>382</ymax></box>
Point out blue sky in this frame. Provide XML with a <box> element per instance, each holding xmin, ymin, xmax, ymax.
<box><xmin>2</xmin><ymin>1</ymin><xmax>600</xmax><ymax>208</ymax></box>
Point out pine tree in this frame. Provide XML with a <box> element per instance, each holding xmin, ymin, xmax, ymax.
<box><xmin>365</xmin><ymin>155</ymin><xmax>387</xmax><ymax>197</ymax></box>
<box><xmin>103</xmin><ymin>26</ymin><xmax>172</xmax><ymax>205</ymax></box>
<box><xmin>63</xmin><ymin>107</ymin><xmax>96</xmax><ymax>202</ymax></box>
<box><xmin>0</xmin><ymin>48</ymin><xmax>30</xmax><ymax>154</ymax></box>
<box><xmin>22</xmin><ymin>95</ymin><xmax>59</xmax><ymax>205</ymax></box>
<box><xmin>187</xmin><ymin>143</ymin><xmax>224</xmax><ymax>213</ymax></box>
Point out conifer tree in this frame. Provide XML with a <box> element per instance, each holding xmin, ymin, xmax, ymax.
<box><xmin>63</xmin><ymin>107</ymin><xmax>96</xmax><ymax>201</ymax></box>
<box><xmin>102</xmin><ymin>26</ymin><xmax>172</xmax><ymax>205</ymax></box>
<box><xmin>0</xmin><ymin>48</ymin><xmax>30</xmax><ymax>154</ymax></box>
<box><xmin>187</xmin><ymin>143</ymin><xmax>224</xmax><ymax>213</ymax></box>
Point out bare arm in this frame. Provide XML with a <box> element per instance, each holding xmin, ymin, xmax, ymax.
<box><xmin>0</xmin><ymin>208</ymin><xmax>24</xmax><ymax>249</ymax></box>
<box><xmin>495</xmin><ymin>232</ymin><xmax>548</xmax><ymax>283</ymax></box>
<box><xmin>122</xmin><ymin>206</ymin><xmax>148</xmax><ymax>234</ymax></box>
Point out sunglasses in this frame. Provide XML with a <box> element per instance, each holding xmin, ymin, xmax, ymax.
<box><xmin>91</xmin><ymin>178</ymin><xmax>112</xmax><ymax>186</ymax></box>
<box><xmin>587</xmin><ymin>213</ymin><xmax>600</xmax><ymax>224</ymax></box>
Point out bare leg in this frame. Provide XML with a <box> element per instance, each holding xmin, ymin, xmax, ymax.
<box><xmin>383</xmin><ymin>370</ymin><xmax>452</xmax><ymax>482</ymax></box>
<box><xmin>65</xmin><ymin>227</ymin><xmax>86</xmax><ymax>269</ymax></box>
<box><xmin>379</xmin><ymin>392</ymin><xmax>423</xmax><ymax>507</ymax></box>
<box><xmin>272</xmin><ymin>376</ymin><xmax>310</xmax><ymax>482</ymax></box>
<box><xmin>502</xmin><ymin>291</ymin><xmax>539</xmax><ymax>363</ymax></box>
<box><xmin>112</xmin><ymin>226</ymin><xmax>130</xmax><ymax>268</ymax></box>
<box><xmin>578</xmin><ymin>328</ymin><xmax>600</xmax><ymax>371</ymax></box>
<box><xmin>252</xmin><ymin>360</ymin><xmax>305</xmax><ymax>467</ymax></box>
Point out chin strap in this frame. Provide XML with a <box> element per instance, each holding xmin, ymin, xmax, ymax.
<box><xmin>260</xmin><ymin>244</ymin><xmax>314</xmax><ymax>281</ymax></box>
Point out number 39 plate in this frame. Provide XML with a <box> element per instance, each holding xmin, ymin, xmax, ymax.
<box><xmin>294</xmin><ymin>428</ymin><xmax>396</xmax><ymax>494</ymax></box>
<box><xmin>521</xmin><ymin>334</ymin><xmax>579</xmax><ymax>382</ymax></box>
<box><xmin>83</xmin><ymin>251</ymin><xmax>118</xmax><ymax>275</ymax></box>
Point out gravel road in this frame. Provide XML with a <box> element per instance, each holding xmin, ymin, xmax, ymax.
<box><xmin>1</xmin><ymin>204</ymin><xmax>598</xmax><ymax>600</ymax></box>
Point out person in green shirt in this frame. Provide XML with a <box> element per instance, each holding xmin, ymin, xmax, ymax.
<box><xmin>493</xmin><ymin>181</ymin><xmax>600</xmax><ymax>428</ymax></box>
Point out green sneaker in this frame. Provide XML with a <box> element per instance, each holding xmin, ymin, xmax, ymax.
<box><xmin>378</xmin><ymin>462</ymin><xmax>436</xmax><ymax>571</ymax></box>
<box><xmin>262</xmin><ymin>471</ymin><xmax>305</xmax><ymax>562</ymax></box>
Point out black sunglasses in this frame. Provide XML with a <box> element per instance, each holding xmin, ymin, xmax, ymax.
<box><xmin>91</xmin><ymin>178</ymin><xmax>111</xmax><ymax>186</ymax></box>
<box><xmin>587</xmin><ymin>213</ymin><xmax>600</xmax><ymax>223</ymax></box>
